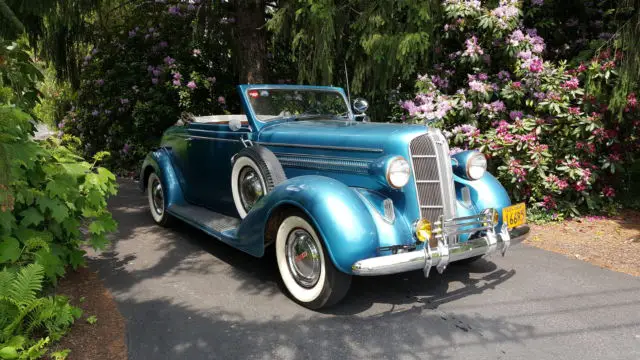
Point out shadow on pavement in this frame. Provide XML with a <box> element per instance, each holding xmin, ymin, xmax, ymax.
<box><xmin>91</xmin><ymin>179</ymin><xmax>640</xmax><ymax>359</ymax></box>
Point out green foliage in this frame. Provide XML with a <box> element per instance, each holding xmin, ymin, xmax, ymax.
<box><xmin>63</xmin><ymin>1</ymin><xmax>238</xmax><ymax>172</ymax></box>
<box><xmin>269</xmin><ymin>0</ymin><xmax>439</xmax><ymax>120</ymax></box>
<box><xmin>0</xmin><ymin>45</ymin><xmax>116</xmax><ymax>358</ymax></box>
<box><xmin>85</xmin><ymin>315</ymin><xmax>96</xmax><ymax>325</ymax></box>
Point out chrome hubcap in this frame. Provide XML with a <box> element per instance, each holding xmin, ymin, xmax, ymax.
<box><xmin>238</xmin><ymin>167</ymin><xmax>264</xmax><ymax>212</ymax></box>
<box><xmin>151</xmin><ymin>179</ymin><xmax>164</xmax><ymax>216</ymax></box>
<box><xmin>286</xmin><ymin>228</ymin><xmax>321</xmax><ymax>288</ymax></box>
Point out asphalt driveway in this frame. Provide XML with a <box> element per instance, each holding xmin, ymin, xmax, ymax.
<box><xmin>90</xmin><ymin>179</ymin><xmax>640</xmax><ymax>360</ymax></box>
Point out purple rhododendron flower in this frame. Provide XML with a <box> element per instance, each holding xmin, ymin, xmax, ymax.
<box><xmin>128</xmin><ymin>30</ymin><xmax>136</xmax><ymax>38</ymax></box>
<box><xmin>152</xmin><ymin>68</ymin><xmax>162</xmax><ymax>77</ymax></box>
<box><xmin>91</xmin><ymin>110</ymin><xmax>99</xmax><ymax>117</ymax></box>
<box><xmin>462</xmin><ymin>36</ymin><xmax>484</xmax><ymax>57</ymax></box>
<box><xmin>168</xmin><ymin>6</ymin><xmax>180</xmax><ymax>15</ymax></box>
<box><xmin>207</xmin><ymin>77</ymin><xmax>216</xmax><ymax>84</ymax></box>
<box><xmin>187</xmin><ymin>81</ymin><xmax>197</xmax><ymax>89</ymax></box>
<box><xmin>95</xmin><ymin>79</ymin><xmax>104</xmax><ymax>86</ymax></box>
<box><xmin>159</xmin><ymin>41</ymin><xmax>168</xmax><ymax>48</ymax></box>
<box><xmin>164</xmin><ymin>56</ymin><xmax>176</xmax><ymax>65</ymax></box>
<box><xmin>123</xmin><ymin>143</ymin><xmax>131</xmax><ymax>154</ymax></box>
<box><xmin>510</xmin><ymin>110</ymin><xmax>523</xmax><ymax>120</ymax></box>
<box><xmin>218</xmin><ymin>96</ymin><xmax>226</xmax><ymax>104</ymax></box>
<box><xmin>120</xmin><ymin>98</ymin><xmax>129</xmax><ymax>105</ymax></box>
<box><xmin>152</xmin><ymin>78</ymin><xmax>159</xmax><ymax>85</ymax></box>
<box><xmin>173</xmin><ymin>79</ymin><xmax>181</xmax><ymax>86</ymax></box>
<box><xmin>173</xmin><ymin>72</ymin><xmax>182</xmax><ymax>80</ymax></box>
<box><xmin>84</xmin><ymin>55</ymin><xmax>92</xmax><ymax>61</ymax></box>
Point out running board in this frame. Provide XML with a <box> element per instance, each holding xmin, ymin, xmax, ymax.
<box><xmin>168</xmin><ymin>204</ymin><xmax>240</xmax><ymax>234</ymax></box>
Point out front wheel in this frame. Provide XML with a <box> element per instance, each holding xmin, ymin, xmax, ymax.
<box><xmin>147</xmin><ymin>172</ymin><xmax>174</xmax><ymax>227</ymax></box>
<box><xmin>275</xmin><ymin>211</ymin><xmax>351</xmax><ymax>309</ymax></box>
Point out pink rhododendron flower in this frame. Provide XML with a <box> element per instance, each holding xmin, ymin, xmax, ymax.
<box><xmin>529</xmin><ymin>58</ymin><xmax>543</xmax><ymax>72</ymax></box>
<box><xmin>602</xmin><ymin>186</ymin><xmax>616</xmax><ymax>197</ymax></box>
<box><xmin>218</xmin><ymin>96</ymin><xmax>226</xmax><ymax>104</ymax></box>
<box><xmin>187</xmin><ymin>81</ymin><xmax>197</xmax><ymax>89</ymax></box>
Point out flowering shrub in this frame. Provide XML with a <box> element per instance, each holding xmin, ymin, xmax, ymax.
<box><xmin>401</xmin><ymin>0</ymin><xmax>640</xmax><ymax>217</ymax></box>
<box><xmin>63</xmin><ymin>1</ymin><xmax>238</xmax><ymax>172</ymax></box>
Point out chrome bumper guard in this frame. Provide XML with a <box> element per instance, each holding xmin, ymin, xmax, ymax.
<box><xmin>351</xmin><ymin>221</ymin><xmax>530</xmax><ymax>277</ymax></box>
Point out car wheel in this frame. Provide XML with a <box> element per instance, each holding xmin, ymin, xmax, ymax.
<box><xmin>231</xmin><ymin>146</ymin><xmax>286</xmax><ymax>218</ymax></box>
<box><xmin>147</xmin><ymin>172</ymin><xmax>174</xmax><ymax>227</ymax></box>
<box><xmin>275</xmin><ymin>211</ymin><xmax>351</xmax><ymax>309</ymax></box>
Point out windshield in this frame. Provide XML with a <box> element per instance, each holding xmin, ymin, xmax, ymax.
<box><xmin>247</xmin><ymin>88</ymin><xmax>350</xmax><ymax>122</ymax></box>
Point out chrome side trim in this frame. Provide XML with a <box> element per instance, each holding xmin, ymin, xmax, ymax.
<box><xmin>351</xmin><ymin>225</ymin><xmax>530</xmax><ymax>276</ymax></box>
<box><xmin>256</xmin><ymin>141</ymin><xmax>383</xmax><ymax>153</ymax></box>
<box><xmin>179</xmin><ymin>134</ymin><xmax>241</xmax><ymax>143</ymax></box>
<box><xmin>276</xmin><ymin>154</ymin><xmax>371</xmax><ymax>174</ymax></box>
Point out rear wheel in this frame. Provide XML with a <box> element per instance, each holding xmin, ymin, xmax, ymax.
<box><xmin>147</xmin><ymin>172</ymin><xmax>174</xmax><ymax>227</ymax></box>
<box><xmin>275</xmin><ymin>211</ymin><xmax>351</xmax><ymax>309</ymax></box>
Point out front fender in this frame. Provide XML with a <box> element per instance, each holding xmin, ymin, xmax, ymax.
<box><xmin>454</xmin><ymin>172</ymin><xmax>511</xmax><ymax>228</ymax></box>
<box><xmin>236</xmin><ymin>175</ymin><xmax>379</xmax><ymax>273</ymax></box>
<box><xmin>139</xmin><ymin>148</ymin><xmax>186</xmax><ymax>207</ymax></box>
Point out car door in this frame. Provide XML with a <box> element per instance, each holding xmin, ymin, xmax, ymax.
<box><xmin>183</xmin><ymin>121</ymin><xmax>250</xmax><ymax>216</ymax></box>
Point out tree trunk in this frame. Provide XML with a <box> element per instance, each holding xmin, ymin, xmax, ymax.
<box><xmin>234</xmin><ymin>0</ymin><xmax>267</xmax><ymax>84</ymax></box>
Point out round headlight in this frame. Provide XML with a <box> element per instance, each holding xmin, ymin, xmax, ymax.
<box><xmin>386</xmin><ymin>156</ymin><xmax>411</xmax><ymax>188</ymax></box>
<box><xmin>466</xmin><ymin>152</ymin><xmax>487</xmax><ymax>180</ymax></box>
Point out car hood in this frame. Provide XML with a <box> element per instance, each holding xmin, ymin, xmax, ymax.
<box><xmin>256</xmin><ymin>120</ymin><xmax>427</xmax><ymax>154</ymax></box>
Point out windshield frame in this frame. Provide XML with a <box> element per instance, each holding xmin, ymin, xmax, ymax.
<box><xmin>240</xmin><ymin>85</ymin><xmax>354</xmax><ymax>128</ymax></box>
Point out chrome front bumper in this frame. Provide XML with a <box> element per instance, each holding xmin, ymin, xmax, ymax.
<box><xmin>351</xmin><ymin>225</ymin><xmax>530</xmax><ymax>277</ymax></box>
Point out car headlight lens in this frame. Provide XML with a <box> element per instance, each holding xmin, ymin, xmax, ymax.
<box><xmin>386</xmin><ymin>156</ymin><xmax>411</xmax><ymax>188</ymax></box>
<box><xmin>466</xmin><ymin>152</ymin><xmax>487</xmax><ymax>180</ymax></box>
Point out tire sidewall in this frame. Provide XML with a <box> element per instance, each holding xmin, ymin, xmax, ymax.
<box><xmin>275</xmin><ymin>215</ymin><xmax>329</xmax><ymax>306</ymax></box>
<box><xmin>147</xmin><ymin>172</ymin><xmax>167</xmax><ymax>224</ymax></box>
<box><xmin>231</xmin><ymin>156</ymin><xmax>268</xmax><ymax>218</ymax></box>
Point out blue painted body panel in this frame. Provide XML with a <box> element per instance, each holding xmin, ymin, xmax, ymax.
<box><xmin>140</xmin><ymin>84</ymin><xmax>516</xmax><ymax>275</ymax></box>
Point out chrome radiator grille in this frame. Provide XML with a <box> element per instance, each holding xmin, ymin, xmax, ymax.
<box><xmin>409</xmin><ymin>130</ymin><xmax>457</xmax><ymax>242</ymax></box>
<box><xmin>409</xmin><ymin>134</ymin><xmax>444</xmax><ymax>224</ymax></box>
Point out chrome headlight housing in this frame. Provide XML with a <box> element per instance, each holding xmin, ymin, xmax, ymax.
<box><xmin>386</xmin><ymin>156</ymin><xmax>411</xmax><ymax>188</ymax></box>
<box><xmin>466</xmin><ymin>152</ymin><xmax>487</xmax><ymax>180</ymax></box>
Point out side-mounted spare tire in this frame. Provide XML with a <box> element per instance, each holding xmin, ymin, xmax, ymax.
<box><xmin>231</xmin><ymin>146</ymin><xmax>287</xmax><ymax>218</ymax></box>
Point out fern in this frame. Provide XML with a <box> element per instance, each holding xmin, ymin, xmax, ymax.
<box><xmin>7</xmin><ymin>264</ymin><xmax>43</xmax><ymax>309</ymax></box>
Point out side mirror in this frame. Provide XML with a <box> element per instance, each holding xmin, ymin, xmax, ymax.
<box><xmin>352</xmin><ymin>98</ymin><xmax>369</xmax><ymax>114</ymax></box>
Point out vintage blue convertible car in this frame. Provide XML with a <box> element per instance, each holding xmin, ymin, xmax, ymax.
<box><xmin>140</xmin><ymin>84</ymin><xmax>529</xmax><ymax>309</ymax></box>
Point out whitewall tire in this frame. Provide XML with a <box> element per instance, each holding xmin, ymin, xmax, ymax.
<box><xmin>275</xmin><ymin>212</ymin><xmax>351</xmax><ymax>309</ymax></box>
<box><xmin>147</xmin><ymin>172</ymin><xmax>174</xmax><ymax>227</ymax></box>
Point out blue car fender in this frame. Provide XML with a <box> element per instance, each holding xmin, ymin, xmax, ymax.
<box><xmin>454</xmin><ymin>172</ymin><xmax>511</xmax><ymax>227</ymax></box>
<box><xmin>236</xmin><ymin>175</ymin><xmax>379</xmax><ymax>273</ymax></box>
<box><xmin>139</xmin><ymin>148</ymin><xmax>187</xmax><ymax>207</ymax></box>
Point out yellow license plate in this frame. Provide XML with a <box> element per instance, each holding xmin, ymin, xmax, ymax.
<box><xmin>503</xmin><ymin>203</ymin><xmax>526</xmax><ymax>228</ymax></box>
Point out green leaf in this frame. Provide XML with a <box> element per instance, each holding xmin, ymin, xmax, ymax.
<box><xmin>86</xmin><ymin>315</ymin><xmax>97</xmax><ymax>324</ymax></box>
<box><xmin>68</xmin><ymin>249</ymin><xmax>86</xmax><ymax>270</ymax></box>
<box><xmin>35</xmin><ymin>249</ymin><xmax>65</xmax><ymax>283</ymax></box>
<box><xmin>0</xmin><ymin>346</ymin><xmax>18</xmax><ymax>360</ymax></box>
<box><xmin>50</xmin><ymin>349</ymin><xmax>71</xmax><ymax>360</ymax></box>
<box><xmin>36</xmin><ymin>196</ymin><xmax>69</xmax><ymax>223</ymax></box>
<box><xmin>88</xmin><ymin>214</ymin><xmax>117</xmax><ymax>235</ymax></box>
<box><xmin>19</xmin><ymin>207</ymin><xmax>44</xmax><ymax>227</ymax></box>
<box><xmin>0</xmin><ymin>237</ymin><xmax>20</xmax><ymax>263</ymax></box>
